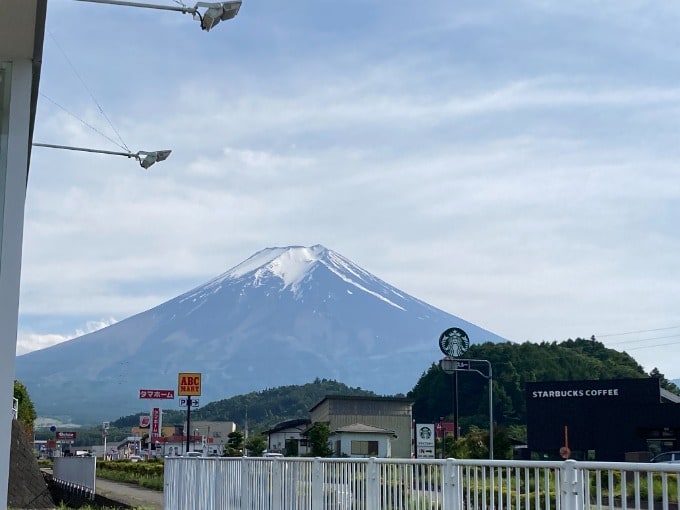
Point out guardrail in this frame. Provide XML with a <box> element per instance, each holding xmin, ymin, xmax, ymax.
<box><xmin>164</xmin><ymin>456</ymin><xmax>680</xmax><ymax>510</ymax></box>
<box><xmin>53</xmin><ymin>456</ymin><xmax>96</xmax><ymax>500</ymax></box>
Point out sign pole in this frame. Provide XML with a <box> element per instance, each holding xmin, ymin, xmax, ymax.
<box><xmin>186</xmin><ymin>398</ymin><xmax>191</xmax><ymax>454</ymax></box>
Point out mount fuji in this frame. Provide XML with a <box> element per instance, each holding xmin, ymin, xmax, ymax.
<box><xmin>16</xmin><ymin>245</ymin><xmax>508</xmax><ymax>423</ymax></box>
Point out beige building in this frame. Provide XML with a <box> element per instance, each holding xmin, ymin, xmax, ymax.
<box><xmin>310</xmin><ymin>396</ymin><xmax>414</xmax><ymax>458</ymax></box>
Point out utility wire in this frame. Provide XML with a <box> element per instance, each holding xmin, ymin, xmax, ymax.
<box><xmin>604</xmin><ymin>333</ymin><xmax>680</xmax><ymax>347</ymax></box>
<box><xmin>40</xmin><ymin>93</ymin><xmax>129</xmax><ymax>152</ymax></box>
<box><xmin>596</xmin><ymin>325</ymin><xmax>680</xmax><ymax>338</ymax></box>
<box><xmin>47</xmin><ymin>30</ymin><xmax>131</xmax><ymax>152</ymax></box>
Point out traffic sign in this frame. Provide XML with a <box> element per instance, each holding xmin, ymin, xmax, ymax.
<box><xmin>179</xmin><ymin>398</ymin><xmax>200</xmax><ymax>408</ymax></box>
<box><xmin>178</xmin><ymin>372</ymin><xmax>202</xmax><ymax>396</ymax></box>
<box><xmin>139</xmin><ymin>389</ymin><xmax>175</xmax><ymax>399</ymax></box>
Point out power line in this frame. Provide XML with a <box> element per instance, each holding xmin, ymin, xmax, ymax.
<box><xmin>604</xmin><ymin>333</ymin><xmax>680</xmax><ymax>346</ymax></box>
<box><xmin>46</xmin><ymin>30</ymin><xmax>130</xmax><ymax>152</ymax></box>
<box><xmin>596</xmin><ymin>325</ymin><xmax>680</xmax><ymax>338</ymax></box>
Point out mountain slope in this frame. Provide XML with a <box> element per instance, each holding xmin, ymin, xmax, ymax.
<box><xmin>16</xmin><ymin>245</ymin><xmax>508</xmax><ymax>423</ymax></box>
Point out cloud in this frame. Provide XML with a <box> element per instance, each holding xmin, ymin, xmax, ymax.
<box><xmin>17</xmin><ymin>318</ymin><xmax>118</xmax><ymax>356</ymax></box>
<box><xmin>17</xmin><ymin>0</ymin><xmax>680</xmax><ymax>379</ymax></box>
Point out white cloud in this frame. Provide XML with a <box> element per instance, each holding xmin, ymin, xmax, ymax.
<box><xmin>17</xmin><ymin>318</ymin><xmax>117</xmax><ymax>356</ymax></box>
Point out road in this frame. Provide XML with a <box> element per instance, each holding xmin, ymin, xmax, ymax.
<box><xmin>95</xmin><ymin>477</ymin><xmax>163</xmax><ymax>509</ymax></box>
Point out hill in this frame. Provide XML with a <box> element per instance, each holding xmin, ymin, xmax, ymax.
<box><xmin>409</xmin><ymin>337</ymin><xmax>679</xmax><ymax>430</ymax></box>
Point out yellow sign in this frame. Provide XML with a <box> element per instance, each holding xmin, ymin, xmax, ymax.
<box><xmin>178</xmin><ymin>372</ymin><xmax>202</xmax><ymax>396</ymax></box>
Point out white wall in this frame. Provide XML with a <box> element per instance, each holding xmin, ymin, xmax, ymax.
<box><xmin>0</xmin><ymin>58</ymin><xmax>31</xmax><ymax>509</ymax></box>
<box><xmin>333</xmin><ymin>433</ymin><xmax>392</xmax><ymax>458</ymax></box>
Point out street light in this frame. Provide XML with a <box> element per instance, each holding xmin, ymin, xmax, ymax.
<box><xmin>73</xmin><ymin>0</ymin><xmax>242</xmax><ymax>31</ymax></box>
<box><xmin>32</xmin><ymin>143</ymin><xmax>171</xmax><ymax>169</ymax></box>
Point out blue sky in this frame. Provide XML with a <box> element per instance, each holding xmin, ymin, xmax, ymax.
<box><xmin>18</xmin><ymin>1</ymin><xmax>680</xmax><ymax>379</ymax></box>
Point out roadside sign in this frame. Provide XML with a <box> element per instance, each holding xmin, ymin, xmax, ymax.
<box><xmin>178</xmin><ymin>372</ymin><xmax>202</xmax><ymax>396</ymax></box>
<box><xmin>179</xmin><ymin>398</ymin><xmax>200</xmax><ymax>408</ymax></box>
<box><xmin>151</xmin><ymin>407</ymin><xmax>161</xmax><ymax>437</ymax></box>
<box><xmin>439</xmin><ymin>358</ymin><xmax>471</xmax><ymax>373</ymax></box>
<box><xmin>139</xmin><ymin>415</ymin><xmax>151</xmax><ymax>428</ymax></box>
<box><xmin>56</xmin><ymin>431</ymin><xmax>76</xmax><ymax>440</ymax></box>
<box><xmin>139</xmin><ymin>389</ymin><xmax>175</xmax><ymax>399</ymax></box>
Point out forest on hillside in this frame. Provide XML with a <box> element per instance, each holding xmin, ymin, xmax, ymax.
<box><xmin>35</xmin><ymin>338</ymin><xmax>679</xmax><ymax>446</ymax></box>
<box><xmin>408</xmin><ymin>337</ymin><xmax>679</xmax><ymax>432</ymax></box>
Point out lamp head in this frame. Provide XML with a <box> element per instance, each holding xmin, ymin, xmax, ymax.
<box><xmin>137</xmin><ymin>150</ymin><xmax>172</xmax><ymax>169</ymax></box>
<box><xmin>197</xmin><ymin>1</ymin><xmax>242</xmax><ymax>31</ymax></box>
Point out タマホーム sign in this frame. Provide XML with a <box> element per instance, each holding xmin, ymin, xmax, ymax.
<box><xmin>178</xmin><ymin>372</ymin><xmax>202</xmax><ymax>396</ymax></box>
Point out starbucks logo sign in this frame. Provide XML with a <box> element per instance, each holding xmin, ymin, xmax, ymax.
<box><xmin>439</xmin><ymin>327</ymin><xmax>470</xmax><ymax>358</ymax></box>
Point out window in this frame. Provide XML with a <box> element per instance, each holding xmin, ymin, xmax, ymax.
<box><xmin>351</xmin><ymin>440</ymin><xmax>378</xmax><ymax>456</ymax></box>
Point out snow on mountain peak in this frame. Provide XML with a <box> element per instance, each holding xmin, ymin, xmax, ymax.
<box><xmin>228</xmin><ymin>245</ymin><xmax>326</xmax><ymax>289</ymax></box>
<box><xmin>184</xmin><ymin>244</ymin><xmax>407</xmax><ymax>310</ymax></box>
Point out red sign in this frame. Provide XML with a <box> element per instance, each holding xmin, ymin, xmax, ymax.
<box><xmin>139</xmin><ymin>415</ymin><xmax>151</xmax><ymax>428</ymax></box>
<box><xmin>151</xmin><ymin>407</ymin><xmax>160</xmax><ymax>437</ymax></box>
<box><xmin>56</xmin><ymin>431</ymin><xmax>77</xmax><ymax>440</ymax></box>
<box><xmin>139</xmin><ymin>389</ymin><xmax>175</xmax><ymax>399</ymax></box>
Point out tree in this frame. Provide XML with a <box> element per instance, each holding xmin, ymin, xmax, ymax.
<box><xmin>307</xmin><ymin>423</ymin><xmax>333</xmax><ymax>457</ymax></box>
<box><xmin>245</xmin><ymin>434</ymin><xmax>267</xmax><ymax>456</ymax></box>
<box><xmin>13</xmin><ymin>380</ymin><xmax>36</xmax><ymax>442</ymax></box>
<box><xmin>224</xmin><ymin>430</ymin><xmax>244</xmax><ymax>457</ymax></box>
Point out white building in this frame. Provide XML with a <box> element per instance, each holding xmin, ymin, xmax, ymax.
<box><xmin>330</xmin><ymin>423</ymin><xmax>397</xmax><ymax>458</ymax></box>
<box><xmin>0</xmin><ymin>2</ymin><xmax>47</xmax><ymax>507</ymax></box>
<box><xmin>267</xmin><ymin>418</ymin><xmax>311</xmax><ymax>455</ymax></box>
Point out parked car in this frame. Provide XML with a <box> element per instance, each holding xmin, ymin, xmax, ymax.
<box><xmin>650</xmin><ymin>451</ymin><xmax>680</xmax><ymax>463</ymax></box>
<box><xmin>184</xmin><ymin>451</ymin><xmax>202</xmax><ymax>458</ymax></box>
<box><xmin>129</xmin><ymin>455</ymin><xmax>142</xmax><ymax>463</ymax></box>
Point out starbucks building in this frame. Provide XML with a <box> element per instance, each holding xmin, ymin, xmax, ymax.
<box><xmin>526</xmin><ymin>378</ymin><xmax>680</xmax><ymax>461</ymax></box>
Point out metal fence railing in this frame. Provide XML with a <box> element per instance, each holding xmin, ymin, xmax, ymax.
<box><xmin>12</xmin><ymin>397</ymin><xmax>18</xmax><ymax>420</ymax></box>
<box><xmin>164</xmin><ymin>456</ymin><xmax>680</xmax><ymax>510</ymax></box>
<box><xmin>53</xmin><ymin>456</ymin><xmax>97</xmax><ymax>500</ymax></box>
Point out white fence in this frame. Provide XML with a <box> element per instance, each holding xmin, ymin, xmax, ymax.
<box><xmin>53</xmin><ymin>456</ymin><xmax>97</xmax><ymax>499</ymax></box>
<box><xmin>11</xmin><ymin>397</ymin><xmax>18</xmax><ymax>420</ymax></box>
<box><xmin>164</xmin><ymin>456</ymin><xmax>680</xmax><ymax>510</ymax></box>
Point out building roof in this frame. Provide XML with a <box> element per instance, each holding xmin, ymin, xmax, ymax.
<box><xmin>309</xmin><ymin>394</ymin><xmax>414</xmax><ymax>413</ymax></box>
<box><xmin>267</xmin><ymin>418</ymin><xmax>311</xmax><ymax>434</ymax></box>
<box><xmin>332</xmin><ymin>423</ymin><xmax>398</xmax><ymax>438</ymax></box>
<box><xmin>660</xmin><ymin>387</ymin><xmax>680</xmax><ymax>404</ymax></box>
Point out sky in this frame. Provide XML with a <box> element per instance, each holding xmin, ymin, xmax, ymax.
<box><xmin>17</xmin><ymin>0</ymin><xmax>680</xmax><ymax>379</ymax></box>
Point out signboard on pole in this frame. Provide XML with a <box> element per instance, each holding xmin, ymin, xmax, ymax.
<box><xmin>56</xmin><ymin>431</ymin><xmax>77</xmax><ymax>441</ymax></box>
<box><xmin>139</xmin><ymin>389</ymin><xmax>175</xmax><ymax>399</ymax></box>
<box><xmin>178</xmin><ymin>372</ymin><xmax>202</xmax><ymax>396</ymax></box>
<box><xmin>415</xmin><ymin>424</ymin><xmax>435</xmax><ymax>459</ymax></box>
<box><xmin>151</xmin><ymin>407</ymin><xmax>161</xmax><ymax>438</ymax></box>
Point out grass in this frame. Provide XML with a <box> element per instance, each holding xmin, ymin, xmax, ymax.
<box><xmin>96</xmin><ymin>459</ymin><xmax>164</xmax><ymax>492</ymax></box>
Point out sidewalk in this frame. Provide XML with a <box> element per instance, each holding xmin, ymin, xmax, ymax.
<box><xmin>95</xmin><ymin>477</ymin><xmax>163</xmax><ymax>510</ymax></box>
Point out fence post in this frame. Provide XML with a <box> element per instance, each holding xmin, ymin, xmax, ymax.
<box><xmin>271</xmin><ymin>458</ymin><xmax>282</xmax><ymax>510</ymax></box>
<box><xmin>312</xmin><ymin>458</ymin><xmax>324</xmax><ymax>509</ymax></box>
<box><xmin>442</xmin><ymin>459</ymin><xmax>461</xmax><ymax>510</ymax></box>
<box><xmin>240</xmin><ymin>458</ymin><xmax>249</xmax><ymax>510</ymax></box>
<box><xmin>366</xmin><ymin>458</ymin><xmax>380</xmax><ymax>509</ymax></box>
<box><xmin>560</xmin><ymin>460</ymin><xmax>583</xmax><ymax>510</ymax></box>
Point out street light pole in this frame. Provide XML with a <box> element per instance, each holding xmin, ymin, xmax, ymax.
<box><xmin>439</xmin><ymin>357</ymin><xmax>494</xmax><ymax>460</ymax></box>
<box><xmin>32</xmin><ymin>142</ymin><xmax>171</xmax><ymax>169</ymax></box>
<box><xmin>73</xmin><ymin>0</ymin><xmax>242</xmax><ymax>31</ymax></box>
